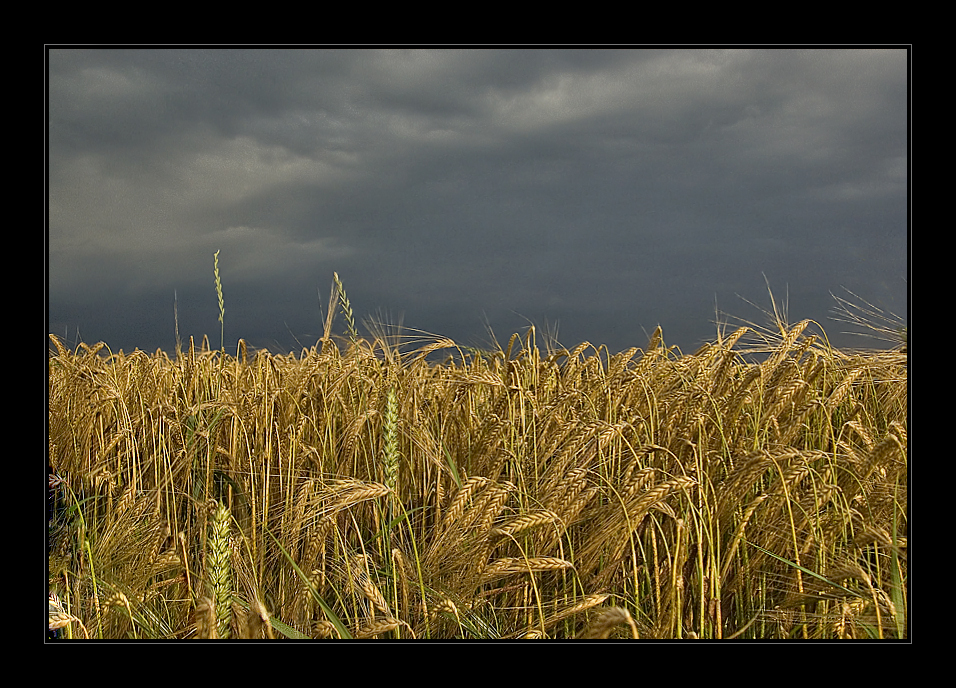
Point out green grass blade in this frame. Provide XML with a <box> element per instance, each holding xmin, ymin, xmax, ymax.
<box><xmin>743</xmin><ymin>539</ymin><xmax>863</xmax><ymax>599</ymax></box>
<box><xmin>264</xmin><ymin>526</ymin><xmax>353</xmax><ymax>639</ymax></box>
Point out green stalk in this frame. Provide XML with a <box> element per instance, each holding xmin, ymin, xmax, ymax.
<box><xmin>264</xmin><ymin>527</ymin><xmax>353</xmax><ymax>639</ymax></box>
<box><xmin>206</xmin><ymin>502</ymin><xmax>233</xmax><ymax>638</ymax></box>
<box><xmin>333</xmin><ymin>272</ymin><xmax>359</xmax><ymax>344</ymax></box>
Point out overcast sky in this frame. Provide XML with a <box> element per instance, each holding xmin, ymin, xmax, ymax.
<box><xmin>47</xmin><ymin>48</ymin><xmax>908</xmax><ymax>357</ymax></box>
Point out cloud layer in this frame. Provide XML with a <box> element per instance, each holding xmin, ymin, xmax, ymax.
<box><xmin>48</xmin><ymin>48</ymin><xmax>908</xmax><ymax>355</ymax></box>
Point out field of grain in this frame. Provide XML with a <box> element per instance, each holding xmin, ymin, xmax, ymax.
<box><xmin>47</xmin><ymin>283</ymin><xmax>907</xmax><ymax>640</ymax></box>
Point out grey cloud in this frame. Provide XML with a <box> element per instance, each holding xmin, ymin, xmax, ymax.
<box><xmin>48</xmin><ymin>48</ymin><xmax>908</xmax><ymax>357</ymax></box>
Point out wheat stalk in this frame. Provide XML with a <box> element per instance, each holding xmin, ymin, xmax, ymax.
<box><xmin>355</xmin><ymin>617</ymin><xmax>415</xmax><ymax>638</ymax></box>
<box><xmin>478</xmin><ymin>556</ymin><xmax>574</xmax><ymax>585</ymax></box>
<box><xmin>383</xmin><ymin>384</ymin><xmax>401</xmax><ymax>518</ymax></box>
<box><xmin>205</xmin><ymin>501</ymin><xmax>233</xmax><ymax>638</ymax></box>
<box><xmin>541</xmin><ymin>593</ymin><xmax>610</xmax><ymax>630</ymax></box>
<box><xmin>475</xmin><ymin>481</ymin><xmax>515</xmax><ymax>536</ymax></box>
<box><xmin>328</xmin><ymin>479</ymin><xmax>392</xmax><ymax>512</ymax></box>
<box><xmin>333</xmin><ymin>272</ymin><xmax>359</xmax><ymax>344</ymax></box>
<box><xmin>492</xmin><ymin>509</ymin><xmax>560</xmax><ymax>538</ymax></box>
<box><xmin>546</xmin><ymin>466</ymin><xmax>590</xmax><ymax>520</ymax></box>
<box><xmin>49</xmin><ymin>591</ymin><xmax>89</xmax><ymax>638</ymax></box>
<box><xmin>577</xmin><ymin>606</ymin><xmax>639</xmax><ymax>639</ymax></box>
<box><xmin>238</xmin><ymin>597</ymin><xmax>275</xmax><ymax>639</ymax></box>
<box><xmin>213</xmin><ymin>250</ymin><xmax>225</xmax><ymax>352</ymax></box>
<box><xmin>348</xmin><ymin>554</ymin><xmax>392</xmax><ymax>618</ymax></box>
<box><xmin>441</xmin><ymin>476</ymin><xmax>491</xmax><ymax>532</ymax></box>
<box><xmin>194</xmin><ymin>597</ymin><xmax>218</xmax><ymax>639</ymax></box>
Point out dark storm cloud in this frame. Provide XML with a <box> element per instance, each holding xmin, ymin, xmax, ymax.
<box><xmin>48</xmin><ymin>48</ymin><xmax>908</xmax><ymax>356</ymax></box>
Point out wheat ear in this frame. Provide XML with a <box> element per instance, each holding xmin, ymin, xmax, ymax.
<box><xmin>333</xmin><ymin>272</ymin><xmax>359</xmax><ymax>344</ymax></box>
<box><xmin>206</xmin><ymin>501</ymin><xmax>233</xmax><ymax>638</ymax></box>
<box><xmin>578</xmin><ymin>606</ymin><xmax>639</xmax><ymax>639</ymax></box>
<box><xmin>213</xmin><ymin>250</ymin><xmax>225</xmax><ymax>352</ymax></box>
<box><xmin>383</xmin><ymin>384</ymin><xmax>400</xmax><ymax>519</ymax></box>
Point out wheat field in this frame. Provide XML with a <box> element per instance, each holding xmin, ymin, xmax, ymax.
<box><xmin>47</xmin><ymin>278</ymin><xmax>907</xmax><ymax>640</ymax></box>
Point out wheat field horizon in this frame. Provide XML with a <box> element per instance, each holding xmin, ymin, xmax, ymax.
<box><xmin>47</xmin><ymin>271</ymin><xmax>907</xmax><ymax>640</ymax></box>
